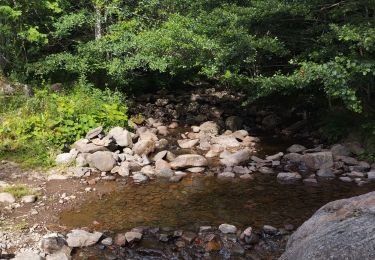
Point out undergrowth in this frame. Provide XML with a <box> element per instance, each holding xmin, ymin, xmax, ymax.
<box><xmin>0</xmin><ymin>82</ymin><xmax>128</xmax><ymax>167</ymax></box>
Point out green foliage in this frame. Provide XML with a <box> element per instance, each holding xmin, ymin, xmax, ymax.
<box><xmin>1</xmin><ymin>0</ymin><xmax>375</xmax><ymax>112</ymax></box>
<box><xmin>0</xmin><ymin>82</ymin><xmax>128</xmax><ymax>166</ymax></box>
<box><xmin>0</xmin><ymin>184</ymin><xmax>35</xmax><ymax>198</ymax></box>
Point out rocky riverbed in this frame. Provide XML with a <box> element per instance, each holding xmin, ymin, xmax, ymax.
<box><xmin>1</xmin><ymin>87</ymin><xmax>375</xmax><ymax>259</ymax></box>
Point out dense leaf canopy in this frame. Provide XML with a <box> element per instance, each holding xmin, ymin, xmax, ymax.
<box><xmin>1</xmin><ymin>0</ymin><xmax>374</xmax><ymax>111</ymax></box>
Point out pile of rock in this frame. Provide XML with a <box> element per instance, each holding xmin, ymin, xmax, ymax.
<box><xmin>55</xmin><ymin>120</ymin><xmax>258</xmax><ymax>183</ymax></box>
<box><xmin>11</xmin><ymin>222</ymin><xmax>289</xmax><ymax>259</ymax></box>
<box><xmin>242</xmin><ymin>142</ymin><xmax>375</xmax><ymax>186</ymax></box>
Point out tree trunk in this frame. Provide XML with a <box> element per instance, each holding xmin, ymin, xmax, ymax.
<box><xmin>94</xmin><ymin>6</ymin><xmax>102</xmax><ymax>40</ymax></box>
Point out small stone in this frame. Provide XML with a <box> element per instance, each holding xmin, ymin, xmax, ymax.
<box><xmin>169</xmin><ymin>175</ymin><xmax>183</xmax><ymax>183</ymax></box>
<box><xmin>182</xmin><ymin>231</ymin><xmax>197</xmax><ymax>243</ymax></box>
<box><xmin>177</xmin><ymin>139</ymin><xmax>199</xmax><ymax>149</ymax></box>
<box><xmin>125</xmin><ymin>231</ymin><xmax>142</xmax><ymax>243</ymax></box>
<box><xmin>263</xmin><ymin>225</ymin><xmax>278</xmax><ymax>235</ymax></box>
<box><xmin>277</xmin><ymin>172</ymin><xmax>302</xmax><ymax>184</ymax></box>
<box><xmin>132</xmin><ymin>173</ymin><xmax>148</xmax><ymax>183</ymax></box>
<box><xmin>316</xmin><ymin>168</ymin><xmax>335</xmax><ymax>178</ymax></box>
<box><xmin>367</xmin><ymin>171</ymin><xmax>375</xmax><ymax>181</ymax></box>
<box><xmin>218</xmin><ymin>172</ymin><xmax>235</xmax><ymax>178</ymax></box>
<box><xmin>114</xmin><ymin>233</ymin><xmax>126</xmax><ymax>246</ymax></box>
<box><xmin>21</xmin><ymin>195</ymin><xmax>37</xmax><ymax>203</ymax></box>
<box><xmin>287</xmin><ymin>144</ymin><xmax>306</xmax><ymax>153</ymax></box>
<box><xmin>219</xmin><ymin>224</ymin><xmax>237</xmax><ymax>234</ymax></box>
<box><xmin>239</xmin><ymin>173</ymin><xmax>254</xmax><ymax>180</ymax></box>
<box><xmin>339</xmin><ymin>176</ymin><xmax>352</xmax><ymax>183</ymax></box>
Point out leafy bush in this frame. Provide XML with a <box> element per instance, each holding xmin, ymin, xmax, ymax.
<box><xmin>0</xmin><ymin>82</ymin><xmax>128</xmax><ymax>166</ymax></box>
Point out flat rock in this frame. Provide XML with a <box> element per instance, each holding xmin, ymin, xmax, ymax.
<box><xmin>277</xmin><ymin>172</ymin><xmax>302</xmax><ymax>184</ymax></box>
<box><xmin>74</xmin><ymin>139</ymin><xmax>108</xmax><ymax>153</ymax></box>
<box><xmin>280</xmin><ymin>191</ymin><xmax>375</xmax><ymax>260</ymax></box>
<box><xmin>177</xmin><ymin>139</ymin><xmax>199</xmax><ymax>149</ymax></box>
<box><xmin>218</xmin><ymin>172</ymin><xmax>235</xmax><ymax>178</ymax></box>
<box><xmin>212</xmin><ymin>135</ymin><xmax>241</xmax><ymax>148</ymax></box>
<box><xmin>219</xmin><ymin>224</ymin><xmax>237</xmax><ymax>234</ymax></box>
<box><xmin>85</xmin><ymin>126</ymin><xmax>103</xmax><ymax>139</ymax></box>
<box><xmin>21</xmin><ymin>195</ymin><xmax>37</xmax><ymax>203</ymax></box>
<box><xmin>13</xmin><ymin>252</ymin><xmax>42</xmax><ymax>260</ymax></box>
<box><xmin>66</xmin><ymin>230</ymin><xmax>102</xmax><ymax>247</ymax></box>
<box><xmin>171</xmin><ymin>154</ymin><xmax>208</xmax><ymax>169</ymax></box>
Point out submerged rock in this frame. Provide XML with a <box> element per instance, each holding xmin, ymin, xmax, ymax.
<box><xmin>277</xmin><ymin>172</ymin><xmax>302</xmax><ymax>184</ymax></box>
<box><xmin>280</xmin><ymin>191</ymin><xmax>375</xmax><ymax>260</ymax></box>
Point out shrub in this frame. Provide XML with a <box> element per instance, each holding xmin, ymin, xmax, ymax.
<box><xmin>0</xmin><ymin>82</ymin><xmax>128</xmax><ymax>166</ymax></box>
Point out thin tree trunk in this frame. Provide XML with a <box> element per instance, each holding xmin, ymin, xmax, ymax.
<box><xmin>94</xmin><ymin>6</ymin><xmax>102</xmax><ymax>40</ymax></box>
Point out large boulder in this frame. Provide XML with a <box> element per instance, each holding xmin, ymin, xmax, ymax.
<box><xmin>280</xmin><ymin>192</ymin><xmax>375</xmax><ymax>260</ymax></box>
<box><xmin>302</xmin><ymin>151</ymin><xmax>333</xmax><ymax>170</ymax></box>
<box><xmin>108</xmin><ymin>127</ymin><xmax>133</xmax><ymax>147</ymax></box>
<box><xmin>170</xmin><ymin>154</ymin><xmax>208</xmax><ymax>169</ymax></box>
<box><xmin>87</xmin><ymin>151</ymin><xmax>117</xmax><ymax>172</ymax></box>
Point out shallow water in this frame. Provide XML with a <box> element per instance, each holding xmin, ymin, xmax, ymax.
<box><xmin>60</xmin><ymin>174</ymin><xmax>375</xmax><ymax>232</ymax></box>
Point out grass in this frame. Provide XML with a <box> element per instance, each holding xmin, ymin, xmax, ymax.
<box><xmin>0</xmin><ymin>184</ymin><xmax>35</xmax><ymax>198</ymax></box>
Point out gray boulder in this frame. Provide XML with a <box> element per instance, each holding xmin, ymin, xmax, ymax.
<box><xmin>280</xmin><ymin>191</ymin><xmax>375</xmax><ymax>260</ymax></box>
<box><xmin>302</xmin><ymin>152</ymin><xmax>333</xmax><ymax>170</ymax></box>
<box><xmin>108</xmin><ymin>127</ymin><xmax>133</xmax><ymax>147</ymax></box>
<box><xmin>170</xmin><ymin>154</ymin><xmax>208</xmax><ymax>169</ymax></box>
<box><xmin>277</xmin><ymin>172</ymin><xmax>302</xmax><ymax>184</ymax></box>
<box><xmin>87</xmin><ymin>151</ymin><xmax>116</xmax><ymax>172</ymax></box>
<box><xmin>66</xmin><ymin>229</ymin><xmax>102</xmax><ymax>247</ymax></box>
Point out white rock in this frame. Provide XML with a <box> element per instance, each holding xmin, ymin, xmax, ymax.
<box><xmin>219</xmin><ymin>224</ymin><xmax>237</xmax><ymax>234</ymax></box>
